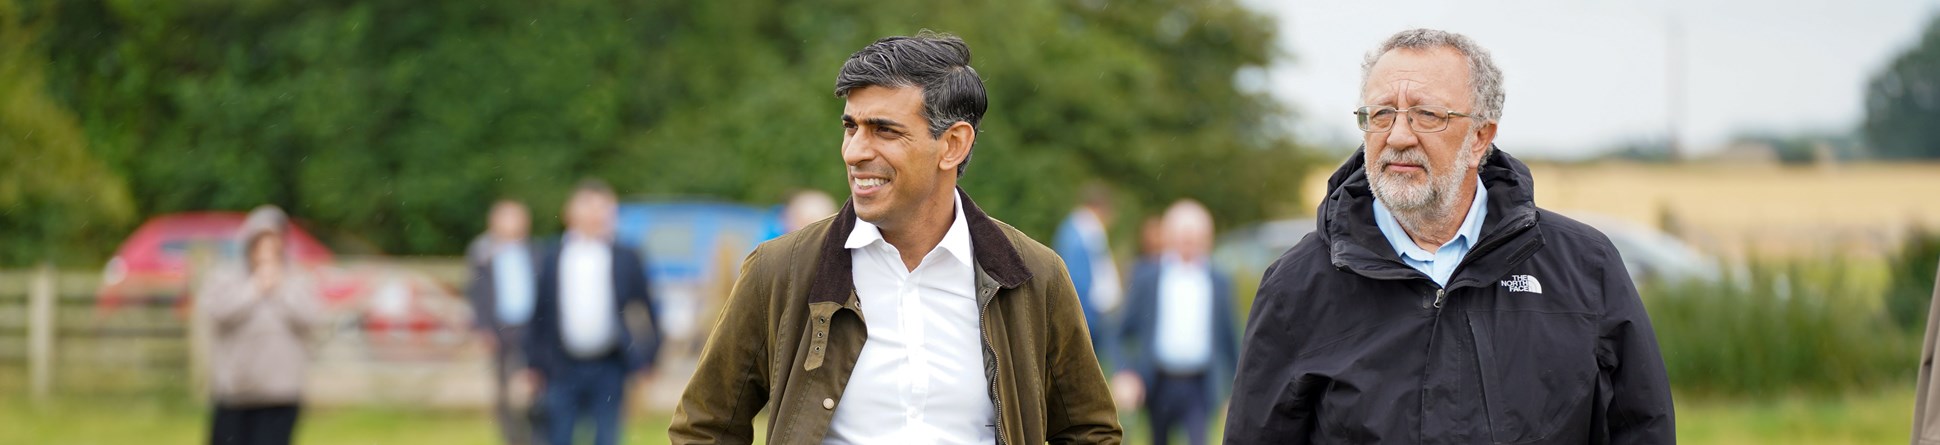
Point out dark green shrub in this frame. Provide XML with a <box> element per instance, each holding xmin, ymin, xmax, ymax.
<box><xmin>1886</xmin><ymin>227</ymin><xmax>1940</xmax><ymax>331</ymax></box>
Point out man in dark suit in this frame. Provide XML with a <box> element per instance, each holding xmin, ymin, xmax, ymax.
<box><xmin>467</xmin><ymin>199</ymin><xmax>542</xmax><ymax>445</ymax></box>
<box><xmin>1116</xmin><ymin>200</ymin><xmax>1240</xmax><ymax>445</ymax></box>
<box><xmin>524</xmin><ymin>179</ymin><xmax>661</xmax><ymax>445</ymax></box>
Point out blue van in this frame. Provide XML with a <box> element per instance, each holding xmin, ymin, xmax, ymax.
<box><xmin>613</xmin><ymin>201</ymin><xmax>784</xmax><ymax>347</ymax></box>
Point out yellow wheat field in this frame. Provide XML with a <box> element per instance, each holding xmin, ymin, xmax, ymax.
<box><xmin>1305</xmin><ymin>161</ymin><xmax>1940</xmax><ymax>259</ymax></box>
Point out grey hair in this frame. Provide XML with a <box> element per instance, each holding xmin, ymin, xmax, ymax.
<box><xmin>1361</xmin><ymin>29</ymin><xmax>1505</xmax><ymax>124</ymax></box>
<box><xmin>834</xmin><ymin>30</ymin><xmax>988</xmax><ymax>177</ymax></box>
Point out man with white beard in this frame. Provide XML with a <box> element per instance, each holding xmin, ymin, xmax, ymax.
<box><xmin>1224</xmin><ymin>29</ymin><xmax>1675</xmax><ymax>444</ymax></box>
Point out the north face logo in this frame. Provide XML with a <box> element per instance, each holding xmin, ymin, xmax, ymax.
<box><xmin>1501</xmin><ymin>275</ymin><xmax>1543</xmax><ymax>294</ymax></box>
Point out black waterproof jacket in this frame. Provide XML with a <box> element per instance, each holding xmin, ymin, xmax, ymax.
<box><xmin>1224</xmin><ymin>148</ymin><xmax>1674</xmax><ymax>444</ymax></box>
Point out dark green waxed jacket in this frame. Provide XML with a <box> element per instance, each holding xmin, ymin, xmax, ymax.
<box><xmin>670</xmin><ymin>189</ymin><xmax>1122</xmax><ymax>445</ymax></box>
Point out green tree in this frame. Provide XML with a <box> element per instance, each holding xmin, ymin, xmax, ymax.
<box><xmin>23</xmin><ymin>0</ymin><xmax>1308</xmax><ymax>260</ymax></box>
<box><xmin>0</xmin><ymin>0</ymin><xmax>135</xmax><ymax>266</ymax></box>
<box><xmin>1863</xmin><ymin>14</ymin><xmax>1940</xmax><ymax>159</ymax></box>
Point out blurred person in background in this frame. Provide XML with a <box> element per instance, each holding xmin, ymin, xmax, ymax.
<box><xmin>783</xmin><ymin>189</ymin><xmax>839</xmax><ymax>233</ymax></box>
<box><xmin>1054</xmin><ymin>183</ymin><xmax>1125</xmax><ymax>369</ymax></box>
<box><xmin>1224</xmin><ymin>29</ymin><xmax>1673</xmax><ymax>443</ymax></box>
<box><xmin>670</xmin><ymin>31</ymin><xmax>1121</xmax><ymax>444</ymax></box>
<box><xmin>1115</xmin><ymin>200</ymin><xmax>1238</xmax><ymax>445</ymax></box>
<box><xmin>523</xmin><ymin>179</ymin><xmax>662</xmax><ymax>445</ymax></box>
<box><xmin>466</xmin><ymin>199</ymin><xmax>542</xmax><ymax>445</ymax></box>
<box><xmin>1138</xmin><ymin>215</ymin><xmax>1167</xmax><ymax>264</ymax></box>
<box><xmin>199</xmin><ymin>205</ymin><xmax>325</xmax><ymax>445</ymax></box>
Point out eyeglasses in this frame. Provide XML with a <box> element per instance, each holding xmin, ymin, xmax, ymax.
<box><xmin>1353</xmin><ymin>105</ymin><xmax>1476</xmax><ymax>133</ymax></box>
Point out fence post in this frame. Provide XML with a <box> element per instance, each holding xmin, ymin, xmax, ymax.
<box><xmin>187</xmin><ymin>247</ymin><xmax>213</xmax><ymax>400</ymax></box>
<box><xmin>28</xmin><ymin>262</ymin><xmax>56</xmax><ymax>403</ymax></box>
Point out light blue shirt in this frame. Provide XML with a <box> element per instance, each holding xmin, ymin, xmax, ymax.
<box><xmin>1373</xmin><ymin>177</ymin><xmax>1489</xmax><ymax>287</ymax></box>
<box><xmin>491</xmin><ymin>244</ymin><xmax>536</xmax><ymax>326</ymax></box>
<box><xmin>1154</xmin><ymin>255</ymin><xmax>1214</xmax><ymax>374</ymax></box>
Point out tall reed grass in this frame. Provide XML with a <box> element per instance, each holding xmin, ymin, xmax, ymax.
<box><xmin>1645</xmin><ymin>261</ymin><xmax>1917</xmax><ymax>397</ymax></box>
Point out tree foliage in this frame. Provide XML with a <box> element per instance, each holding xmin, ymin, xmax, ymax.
<box><xmin>1864</xmin><ymin>14</ymin><xmax>1940</xmax><ymax>159</ymax></box>
<box><xmin>0</xmin><ymin>0</ymin><xmax>135</xmax><ymax>266</ymax></box>
<box><xmin>13</xmin><ymin>0</ymin><xmax>1308</xmax><ymax>262</ymax></box>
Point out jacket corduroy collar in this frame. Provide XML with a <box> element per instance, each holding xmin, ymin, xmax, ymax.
<box><xmin>807</xmin><ymin>188</ymin><xmax>1033</xmax><ymax>305</ymax></box>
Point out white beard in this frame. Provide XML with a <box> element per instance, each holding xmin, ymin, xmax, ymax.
<box><xmin>1368</xmin><ymin>133</ymin><xmax>1477</xmax><ymax>226</ymax></box>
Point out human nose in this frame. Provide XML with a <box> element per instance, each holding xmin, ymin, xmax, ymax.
<box><xmin>841</xmin><ymin>129</ymin><xmax>875</xmax><ymax>167</ymax></box>
<box><xmin>1385</xmin><ymin>113</ymin><xmax>1420</xmax><ymax>148</ymax></box>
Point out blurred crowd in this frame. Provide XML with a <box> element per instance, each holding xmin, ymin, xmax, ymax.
<box><xmin>196</xmin><ymin>176</ymin><xmax>1241</xmax><ymax>445</ymax></box>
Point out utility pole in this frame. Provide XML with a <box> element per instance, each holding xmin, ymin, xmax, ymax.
<box><xmin>1667</xmin><ymin>11</ymin><xmax>1687</xmax><ymax>161</ymax></box>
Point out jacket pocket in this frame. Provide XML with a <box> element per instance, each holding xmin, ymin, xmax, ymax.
<box><xmin>1465</xmin><ymin>310</ymin><xmax>1598</xmax><ymax>444</ymax></box>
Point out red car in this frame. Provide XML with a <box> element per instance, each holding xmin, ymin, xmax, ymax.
<box><xmin>98</xmin><ymin>212</ymin><xmax>342</xmax><ymax>311</ymax></box>
<box><xmin>98</xmin><ymin>212</ymin><xmax>472</xmax><ymax>357</ymax></box>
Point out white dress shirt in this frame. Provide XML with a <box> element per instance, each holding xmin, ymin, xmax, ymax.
<box><xmin>1154</xmin><ymin>255</ymin><xmax>1214</xmax><ymax>374</ymax></box>
<box><xmin>826</xmin><ymin>194</ymin><xmax>995</xmax><ymax>445</ymax></box>
<box><xmin>558</xmin><ymin>232</ymin><xmax>617</xmax><ymax>359</ymax></box>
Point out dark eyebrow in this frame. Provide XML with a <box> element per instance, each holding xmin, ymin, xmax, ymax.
<box><xmin>864</xmin><ymin>117</ymin><xmax>905</xmax><ymax>131</ymax></box>
<box><xmin>840</xmin><ymin>114</ymin><xmax>906</xmax><ymax>132</ymax></box>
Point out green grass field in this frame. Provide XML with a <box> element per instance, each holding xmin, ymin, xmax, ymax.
<box><xmin>1674</xmin><ymin>388</ymin><xmax>1915</xmax><ymax>445</ymax></box>
<box><xmin>0</xmin><ymin>388</ymin><xmax>1914</xmax><ymax>444</ymax></box>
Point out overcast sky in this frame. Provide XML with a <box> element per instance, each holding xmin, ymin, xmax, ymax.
<box><xmin>1239</xmin><ymin>0</ymin><xmax>1940</xmax><ymax>158</ymax></box>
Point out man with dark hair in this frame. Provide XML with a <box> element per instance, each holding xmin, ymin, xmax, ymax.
<box><xmin>670</xmin><ymin>32</ymin><xmax>1122</xmax><ymax>445</ymax></box>
<box><xmin>1224</xmin><ymin>29</ymin><xmax>1673</xmax><ymax>443</ymax></box>
<box><xmin>832</xmin><ymin>31</ymin><xmax>989</xmax><ymax>177</ymax></box>
<box><xmin>524</xmin><ymin>178</ymin><xmax>662</xmax><ymax>445</ymax></box>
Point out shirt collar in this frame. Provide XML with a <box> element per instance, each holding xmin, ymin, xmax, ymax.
<box><xmin>1160</xmin><ymin>253</ymin><xmax>1208</xmax><ymax>273</ymax></box>
<box><xmin>1372</xmin><ymin>176</ymin><xmax>1488</xmax><ymax>261</ymax></box>
<box><xmin>495</xmin><ymin>241</ymin><xmax>530</xmax><ymax>259</ymax></box>
<box><xmin>1454</xmin><ymin>178</ymin><xmax>1490</xmax><ymax>250</ymax></box>
<box><xmin>845</xmin><ymin>193</ymin><xmax>974</xmax><ymax>268</ymax></box>
<box><xmin>564</xmin><ymin>231</ymin><xmax>606</xmax><ymax>247</ymax></box>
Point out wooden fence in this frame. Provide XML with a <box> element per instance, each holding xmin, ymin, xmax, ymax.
<box><xmin>0</xmin><ymin>258</ymin><xmax>699</xmax><ymax>410</ymax></box>
<box><xmin>0</xmin><ymin>265</ymin><xmax>192</xmax><ymax>400</ymax></box>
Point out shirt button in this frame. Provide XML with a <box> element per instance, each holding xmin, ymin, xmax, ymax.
<box><xmin>823</xmin><ymin>398</ymin><xmax>835</xmax><ymax>410</ymax></box>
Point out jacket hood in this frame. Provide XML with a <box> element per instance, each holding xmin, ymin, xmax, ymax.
<box><xmin>1316</xmin><ymin>145</ymin><xmax>1544</xmax><ymax>289</ymax></box>
<box><xmin>239</xmin><ymin>205</ymin><xmax>291</xmax><ymax>270</ymax></box>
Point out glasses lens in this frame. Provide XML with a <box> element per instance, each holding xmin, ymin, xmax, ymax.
<box><xmin>1410</xmin><ymin>106</ymin><xmax>1450</xmax><ymax>133</ymax></box>
<box><xmin>1357</xmin><ymin>107</ymin><xmax>1396</xmax><ymax>132</ymax></box>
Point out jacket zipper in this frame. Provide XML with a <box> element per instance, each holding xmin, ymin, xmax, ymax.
<box><xmin>1419</xmin><ymin>285</ymin><xmax>1448</xmax><ymax>444</ymax></box>
<box><xmin>1378</xmin><ymin>208</ymin><xmax>1531</xmax><ymax>442</ymax></box>
<box><xmin>979</xmin><ymin>290</ymin><xmax>1007</xmax><ymax>445</ymax></box>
